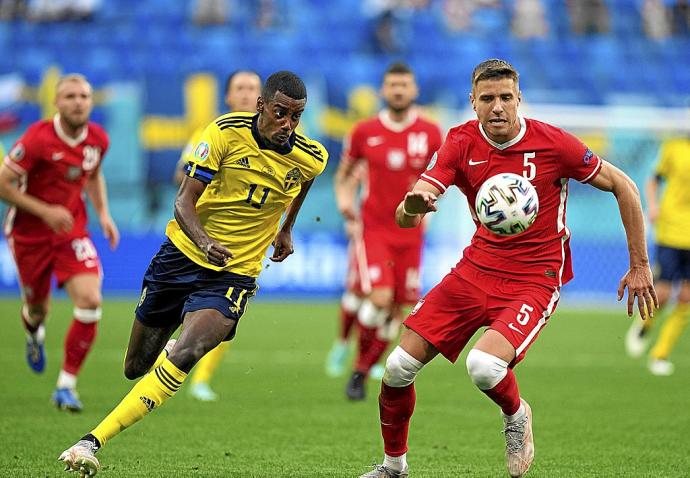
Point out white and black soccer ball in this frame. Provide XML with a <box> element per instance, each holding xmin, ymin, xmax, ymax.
<box><xmin>474</xmin><ymin>172</ymin><xmax>539</xmax><ymax>236</ymax></box>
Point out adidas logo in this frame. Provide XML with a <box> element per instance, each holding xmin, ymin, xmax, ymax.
<box><xmin>232</xmin><ymin>157</ymin><xmax>251</xmax><ymax>168</ymax></box>
<box><xmin>140</xmin><ymin>396</ymin><xmax>156</xmax><ymax>412</ymax></box>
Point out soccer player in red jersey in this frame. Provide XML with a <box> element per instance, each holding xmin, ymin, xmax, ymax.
<box><xmin>335</xmin><ymin>62</ymin><xmax>442</xmax><ymax>401</ymax></box>
<box><xmin>358</xmin><ymin>59</ymin><xmax>657</xmax><ymax>478</ymax></box>
<box><xmin>0</xmin><ymin>74</ymin><xmax>119</xmax><ymax>412</ymax></box>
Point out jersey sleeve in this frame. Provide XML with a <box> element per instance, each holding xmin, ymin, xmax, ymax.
<box><xmin>654</xmin><ymin>140</ymin><xmax>674</xmax><ymax>179</ymax></box>
<box><xmin>3</xmin><ymin>124</ymin><xmax>43</xmax><ymax>175</ymax></box>
<box><xmin>419</xmin><ymin>131</ymin><xmax>460</xmax><ymax>193</ymax></box>
<box><xmin>557</xmin><ymin>129</ymin><xmax>603</xmax><ymax>183</ymax></box>
<box><xmin>184</xmin><ymin>122</ymin><xmax>226</xmax><ymax>184</ymax></box>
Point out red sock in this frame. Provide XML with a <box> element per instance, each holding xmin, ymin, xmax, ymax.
<box><xmin>355</xmin><ymin>325</ymin><xmax>389</xmax><ymax>374</ymax></box>
<box><xmin>482</xmin><ymin>368</ymin><xmax>521</xmax><ymax>416</ymax></box>
<box><xmin>340</xmin><ymin>305</ymin><xmax>358</xmax><ymax>341</ymax></box>
<box><xmin>63</xmin><ymin>320</ymin><xmax>98</xmax><ymax>375</ymax></box>
<box><xmin>380</xmin><ymin>383</ymin><xmax>416</xmax><ymax>457</ymax></box>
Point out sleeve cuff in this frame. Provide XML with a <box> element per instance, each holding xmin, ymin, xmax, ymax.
<box><xmin>580</xmin><ymin>158</ymin><xmax>603</xmax><ymax>184</ymax></box>
<box><xmin>420</xmin><ymin>173</ymin><xmax>448</xmax><ymax>192</ymax></box>
<box><xmin>4</xmin><ymin>157</ymin><xmax>26</xmax><ymax>175</ymax></box>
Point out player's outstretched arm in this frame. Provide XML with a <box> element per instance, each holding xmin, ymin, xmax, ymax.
<box><xmin>395</xmin><ymin>179</ymin><xmax>440</xmax><ymax>228</ymax></box>
<box><xmin>334</xmin><ymin>158</ymin><xmax>360</xmax><ymax>221</ymax></box>
<box><xmin>271</xmin><ymin>178</ymin><xmax>315</xmax><ymax>262</ymax></box>
<box><xmin>85</xmin><ymin>171</ymin><xmax>120</xmax><ymax>250</ymax></box>
<box><xmin>0</xmin><ymin>163</ymin><xmax>74</xmax><ymax>233</ymax></box>
<box><xmin>588</xmin><ymin>160</ymin><xmax>658</xmax><ymax>318</ymax></box>
<box><xmin>174</xmin><ymin>176</ymin><xmax>233</xmax><ymax>267</ymax></box>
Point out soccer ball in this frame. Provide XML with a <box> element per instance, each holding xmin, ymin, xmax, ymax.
<box><xmin>474</xmin><ymin>172</ymin><xmax>539</xmax><ymax>236</ymax></box>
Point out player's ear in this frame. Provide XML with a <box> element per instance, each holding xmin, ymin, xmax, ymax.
<box><xmin>256</xmin><ymin>96</ymin><xmax>264</xmax><ymax>113</ymax></box>
<box><xmin>469</xmin><ymin>91</ymin><xmax>476</xmax><ymax>112</ymax></box>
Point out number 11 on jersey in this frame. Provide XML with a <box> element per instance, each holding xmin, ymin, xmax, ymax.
<box><xmin>246</xmin><ymin>184</ymin><xmax>270</xmax><ymax>209</ymax></box>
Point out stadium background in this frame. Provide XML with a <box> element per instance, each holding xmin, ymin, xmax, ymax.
<box><xmin>0</xmin><ymin>0</ymin><xmax>688</xmax><ymax>303</ymax></box>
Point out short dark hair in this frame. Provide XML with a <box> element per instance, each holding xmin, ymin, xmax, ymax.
<box><xmin>471</xmin><ymin>59</ymin><xmax>519</xmax><ymax>88</ymax></box>
<box><xmin>385</xmin><ymin>62</ymin><xmax>414</xmax><ymax>76</ymax></box>
<box><xmin>224</xmin><ymin>70</ymin><xmax>260</xmax><ymax>94</ymax></box>
<box><xmin>262</xmin><ymin>71</ymin><xmax>306</xmax><ymax>101</ymax></box>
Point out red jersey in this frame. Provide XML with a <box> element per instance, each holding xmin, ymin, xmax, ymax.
<box><xmin>421</xmin><ymin>117</ymin><xmax>602</xmax><ymax>288</ymax></box>
<box><xmin>3</xmin><ymin>115</ymin><xmax>109</xmax><ymax>241</ymax></box>
<box><xmin>343</xmin><ymin>110</ymin><xmax>442</xmax><ymax>244</ymax></box>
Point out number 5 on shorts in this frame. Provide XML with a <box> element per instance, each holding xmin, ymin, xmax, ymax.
<box><xmin>516</xmin><ymin>304</ymin><xmax>534</xmax><ymax>325</ymax></box>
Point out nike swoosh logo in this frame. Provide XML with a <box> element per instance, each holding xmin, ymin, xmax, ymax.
<box><xmin>367</xmin><ymin>136</ymin><xmax>384</xmax><ymax>146</ymax></box>
<box><xmin>52</xmin><ymin>152</ymin><xmax>64</xmax><ymax>161</ymax></box>
<box><xmin>507</xmin><ymin>323</ymin><xmax>525</xmax><ymax>336</ymax></box>
<box><xmin>468</xmin><ymin>159</ymin><xmax>488</xmax><ymax>166</ymax></box>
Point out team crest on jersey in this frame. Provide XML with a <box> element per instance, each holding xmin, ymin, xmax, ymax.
<box><xmin>386</xmin><ymin>149</ymin><xmax>406</xmax><ymax>170</ymax></box>
<box><xmin>82</xmin><ymin>146</ymin><xmax>101</xmax><ymax>171</ymax></box>
<box><xmin>194</xmin><ymin>142</ymin><xmax>210</xmax><ymax>161</ymax></box>
<box><xmin>9</xmin><ymin>143</ymin><xmax>25</xmax><ymax>162</ymax></box>
<box><xmin>426</xmin><ymin>152</ymin><xmax>437</xmax><ymax>171</ymax></box>
<box><xmin>283</xmin><ymin>167</ymin><xmax>302</xmax><ymax>191</ymax></box>
<box><xmin>583</xmin><ymin>148</ymin><xmax>594</xmax><ymax>165</ymax></box>
<box><xmin>66</xmin><ymin>166</ymin><xmax>82</xmax><ymax>181</ymax></box>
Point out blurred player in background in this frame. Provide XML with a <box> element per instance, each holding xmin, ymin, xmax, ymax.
<box><xmin>0</xmin><ymin>74</ymin><xmax>119</xmax><ymax>412</ymax></box>
<box><xmin>59</xmin><ymin>71</ymin><xmax>328</xmax><ymax>476</ymax></box>
<box><xmin>175</xmin><ymin>69</ymin><xmax>261</xmax><ymax>401</ymax></box>
<box><xmin>359</xmin><ymin>59</ymin><xmax>656</xmax><ymax>478</ymax></box>
<box><xmin>335</xmin><ymin>62</ymin><xmax>442</xmax><ymax>401</ymax></box>
<box><xmin>625</xmin><ymin>136</ymin><xmax>690</xmax><ymax>375</ymax></box>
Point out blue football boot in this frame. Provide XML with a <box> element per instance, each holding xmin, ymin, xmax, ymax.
<box><xmin>52</xmin><ymin>388</ymin><xmax>83</xmax><ymax>413</ymax></box>
<box><xmin>26</xmin><ymin>324</ymin><xmax>46</xmax><ymax>373</ymax></box>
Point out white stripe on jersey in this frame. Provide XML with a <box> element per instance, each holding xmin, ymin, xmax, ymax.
<box><xmin>515</xmin><ymin>287</ymin><xmax>560</xmax><ymax>357</ymax></box>
<box><xmin>580</xmin><ymin>157</ymin><xmax>603</xmax><ymax>183</ymax></box>
<box><xmin>420</xmin><ymin>173</ymin><xmax>447</xmax><ymax>192</ymax></box>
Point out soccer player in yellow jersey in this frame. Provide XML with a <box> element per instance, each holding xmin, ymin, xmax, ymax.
<box><xmin>175</xmin><ymin>70</ymin><xmax>261</xmax><ymax>402</ymax></box>
<box><xmin>625</xmin><ymin>136</ymin><xmax>690</xmax><ymax>375</ymax></box>
<box><xmin>58</xmin><ymin>71</ymin><xmax>328</xmax><ymax>476</ymax></box>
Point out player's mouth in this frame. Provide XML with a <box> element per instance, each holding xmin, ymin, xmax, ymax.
<box><xmin>489</xmin><ymin>118</ymin><xmax>507</xmax><ymax>125</ymax></box>
<box><xmin>274</xmin><ymin>133</ymin><xmax>289</xmax><ymax>144</ymax></box>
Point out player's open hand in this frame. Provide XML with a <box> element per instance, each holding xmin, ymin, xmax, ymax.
<box><xmin>42</xmin><ymin>204</ymin><xmax>74</xmax><ymax>234</ymax></box>
<box><xmin>201</xmin><ymin>240</ymin><xmax>233</xmax><ymax>267</ymax></box>
<box><xmin>100</xmin><ymin>215</ymin><xmax>120</xmax><ymax>250</ymax></box>
<box><xmin>403</xmin><ymin>190</ymin><xmax>438</xmax><ymax>215</ymax></box>
<box><xmin>617</xmin><ymin>263</ymin><xmax>658</xmax><ymax>319</ymax></box>
<box><xmin>270</xmin><ymin>229</ymin><xmax>294</xmax><ymax>262</ymax></box>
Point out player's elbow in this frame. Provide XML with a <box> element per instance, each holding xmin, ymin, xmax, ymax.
<box><xmin>613</xmin><ymin>172</ymin><xmax>640</xmax><ymax>200</ymax></box>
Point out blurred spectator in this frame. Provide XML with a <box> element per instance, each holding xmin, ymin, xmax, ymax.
<box><xmin>364</xmin><ymin>0</ymin><xmax>430</xmax><ymax>53</ymax></box>
<box><xmin>567</xmin><ymin>0</ymin><xmax>610</xmax><ymax>34</ymax></box>
<box><xmin>192</xmin><ymin>0</ymin><xmax>228</xmax><ymax>25</ymax></box>
<box><xmin>0</xmin><ymin>0</ymin><xmax>26</xmax><ymax>20</ymax></box>
<box><xmin>27</xmin><ymin>0</ymin><xmax>99</xmax><ymax>21</ymax></box>
<box><xmin>444</xmin><ymin>0</ymin><xmax>504</xmax><ymax>33</ymax></box>
<box><xmin>642</xmin><ymin>0</ymin><xmax>671</xmax><ymax>39</ymax></box>
<box><xmin>444</xmin><ymin>0</ymin><xmax>474</xmax><ymax>31</ymax></box>
<box><xmin>511</xmin><ymin>0</ymin><xmax>548</xmax><ymax>38</ymax></box>
<box><xmin>671</xmin><ymin>0</ymin><xmax>690</xmax><ymax>35</ymax></box>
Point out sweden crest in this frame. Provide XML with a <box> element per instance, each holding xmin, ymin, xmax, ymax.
<box><xmin>284</xmin><ymin>167</ymin><xmax>302</xmax><ymax>191</ymax></box>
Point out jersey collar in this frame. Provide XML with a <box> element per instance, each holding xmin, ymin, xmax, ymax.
<box><xmin>53</xmin><ymin>114</ymin><xmax>88</xmax><ymax>147</ymax></box>
<box><xmin>478</xmin><ymin>116</ymin><xmax>526</xmax><ymax>150</ymax></box>
<box><xmin>251</xmin><ymin>114</ymin><xmax>295</xmax><ymax>154</ymax></box>
<box><xmin>378</xmin><ymin>108</ymin><xmax>418</xmax><ymax>133</ymax></box>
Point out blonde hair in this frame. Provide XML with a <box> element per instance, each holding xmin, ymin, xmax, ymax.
<box><xmin>56</xmin><ymin>74</ymin><xmax>91</xmax><ymax>94</ymax></box>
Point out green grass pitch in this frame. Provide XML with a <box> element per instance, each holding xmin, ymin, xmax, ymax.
<box><xmin>0</xmin><ymin>298</ymin><xmax>688</xmax><ymax>477</ymax></box>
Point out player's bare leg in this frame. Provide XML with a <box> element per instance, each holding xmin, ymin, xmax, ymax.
<box><xmin>60</xmin><ymin>309</ymin><xmax>236</xmax><ymax>476</ymax></box>
<box><xmin>22</xmin><ymin>301</ymin><xmax>49</xmax><ymax>373</ymax></box>
<box><xmin>348</xmin><ymin>287</ymin><xmax>394</xmax><ymax>400</ymax></box>
<box><xmin>469</xmin><ymin>329</ymin><xmax>533</xmax><ymax>478</ymax></box>
<box><xmin>53</xmin><ymin>273</ymin><xmax>102</xmax><ymax>412</ymax></box>
<box><xmin>626</xmin><ymin>281</ymin><xmax>671</xmax><ymax>358</ymax></box>
<box><xmin>326</xmin><ymin>291</ymin><xmax>361</xmax><ymax>377</ymax></box>
<box><xmin>359</xmin><ymin>327</ymin><xmax>438</xmax><ymax>478</ymax></box>
<box><xmin>123</xmin><ymin>320</ymin><xmax>179</xmax><ymax>380</ymax></box>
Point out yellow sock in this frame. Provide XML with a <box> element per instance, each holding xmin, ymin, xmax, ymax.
<box><xmin>149</xmin><ymin>347</ymin><xmax>169</xmax><ymax>372</ymax></box>
<box><xmin>191</xmin><ymin>342</ymin><xmax>230</xmax><ymax>385</ymax></box>
<box><xmin>91</xmin><ymin>358</ymin><xmax>187</xmax><ymax>447</ymax></box>
<box><xmin>650</xmin><ymin>303</ymin><xmax>689</xmax><ymax>360</ymax></box>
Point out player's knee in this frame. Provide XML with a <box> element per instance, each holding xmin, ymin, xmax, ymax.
<box><xmin>123</xmin><ymin>357</ymin><xmax>147</xmax><ymax>380</ymax></box>
<box><xmin>73</xmin><ymin>291</ymin><xmax>102</xmax><ymax>311</ymax></box>
<box><xmin>358</xmin><ymin>300</ymin><xmax>389</xmax><ymax>328</ymax></box>
<box><xmin>73</xmin><ymin>307</ymin><xmax>102</xmax><ymax>324</ymax></box>
<box><xmin>466</xmin><ymin>349</ymin><xmax>508</xmax><ymax>391</ymax></box>
<box><xmin>369</xmin><ymin>289</ymin><xmax>393</xmax><ymax>310</ymax></box>
<box><xmin>377</xmin><ymin>319</ymin><xmax>400</xmax><ymax>341</ymax></box>
<box><xmin>383</xmin><ymin>346</ymin><xmax>424</xmax><ymax>387</ymax></box>
<box><xmin>168</xmin><ymin>341</ymin><xmax>210</xmax><ymax>372</ymax></box>
<box><xmin>341</xmin><ymin>291</ymin><xmax>362</xmax><ymax>314</ymax></box>
<box><xmin>25</xmin><ymin>304</ymin><xmax>48</xmax><ymax>322</ymax></box>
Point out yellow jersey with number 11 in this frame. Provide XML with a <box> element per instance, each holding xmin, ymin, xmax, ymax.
<box><xmin>165</xmin><ymin>112</ymin><xmax>328</xmax><ymax>277</ymax></box>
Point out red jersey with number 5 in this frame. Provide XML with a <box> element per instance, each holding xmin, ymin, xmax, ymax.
<box><xmin>3</xmin><ymin>115</ymin><xmax>109</xmax><ymax>242</ymax></box>
<box><xmin>421</xmin><ymin>117</ymin><xmax>602</xmax><ymax>288</ymax></box>
<box><xmin>343</xmin><ymin>110</ymin><xmax>442</xmax><ymax>244</ymax></box>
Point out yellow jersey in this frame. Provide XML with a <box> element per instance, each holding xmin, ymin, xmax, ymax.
<box><xmin>166</xmin><ymin>112</ymin><xmax>328</xmax><ymax>277</ymax></box>
<box><xmin>654</xmin><ymin>138</ymin><xmax>690</xmax><ymax>249</ymax></box>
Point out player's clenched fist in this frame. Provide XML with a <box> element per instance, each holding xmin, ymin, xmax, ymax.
<box><xmin>42</xmin><ymin>204</ymin><xmax>74</xmax><ymax>234</ymax></box>
<box><xmin>200</xmin><ymin>240</ymin><xmax>233</xmax><ymax>267</ymax></box>
<box><xmin>403</xmin><ymin>190</ymin><xmax>438</xmax><ymax>215</ymax></box>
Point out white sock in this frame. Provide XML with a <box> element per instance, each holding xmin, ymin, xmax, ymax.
<box><xmin>57</xmin><ymin>370</ymin><xmax>77</xmax><ymax>390</ymax></box>
<box><xmin>503</xmin><ymin>402</ymin><xmax>526</xmax><ymax>423</ymax></box>
<box><xmin>383</xmin><ymin>453</ymin><xmax>408</xmax><ymax>472</ymax></box>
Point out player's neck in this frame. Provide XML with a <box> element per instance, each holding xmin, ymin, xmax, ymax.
<box><xmin>380</xmin><ymin>108</ymin><xmax>417</xmax><ymax>133</ymax></box>
<box><xmin>385</xmin><ymin>107</ymin><xmax>414</xmax><ymax>124</ymax></box>
<box><xmin>57</xmin><ymin>115</ymin><xmax>86</xmax><ymax>139</ymax></box>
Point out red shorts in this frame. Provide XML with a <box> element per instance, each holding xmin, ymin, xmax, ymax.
<box><xmin>9</xmin><ymin>235</ymin><xmax>101</xmax><ymax>304</ymax></box>
<box><xmin>404</xmin><ymin>263</ymin><xmax>560</xmax><ymax>365</ymax></box>
<box><xmin>359</xmin><ymin>232</ymin><xmax>422</xmax><ymax>305</ymax></box>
